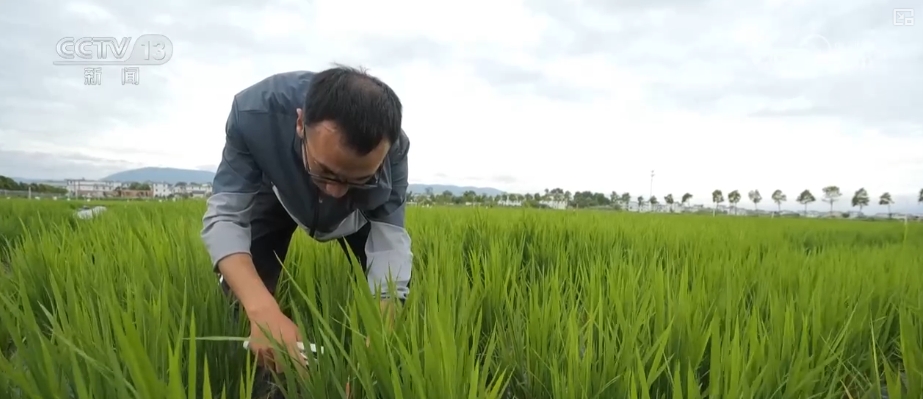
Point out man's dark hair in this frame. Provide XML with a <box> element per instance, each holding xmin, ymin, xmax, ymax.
<box><xmin>303</xmin><ymin>64</ymin><xmax>403</xmax><ymax>155</ymax></box>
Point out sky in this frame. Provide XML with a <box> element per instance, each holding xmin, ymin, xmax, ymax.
<box><xmin>1</xmin><ymin>0</ymin><xmax>921</xmax><ymax>213</ymax></box>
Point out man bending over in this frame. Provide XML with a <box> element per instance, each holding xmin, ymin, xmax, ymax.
<box><xmin>201</xmin><ymin>65</ymin><xmax>412</xmax><ymax>372</ymax></box>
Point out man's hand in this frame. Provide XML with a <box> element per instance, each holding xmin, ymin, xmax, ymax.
<box><xmin>217</xmin><ymin>254</ymin><xmax>307</xmax><ymax>373</ymax></box>
<box><xmin>247</xmin><ymin>305</ymin><xmax>305</xmax><ymax>373</ymax></box>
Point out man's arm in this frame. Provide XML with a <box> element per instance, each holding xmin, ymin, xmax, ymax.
<box><xmin>363</xmin><ymin>132</ymin><xmax>413</xmax><ymax>310</ymax></box>
<box><xmin>201</xmin><ymin>98</ymin><xmax>277</xmax><ymax>315</ymax></box>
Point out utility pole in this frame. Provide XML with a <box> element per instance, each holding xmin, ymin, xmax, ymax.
<box><xmin>649</xmin><ymin>170</ymin><xmax>655</xmax><ymax>199</ymax></box>
<box><xmin>649</xmin><ymin>170</ymin><xmax>655</xmax><ymax>211</ymax></box>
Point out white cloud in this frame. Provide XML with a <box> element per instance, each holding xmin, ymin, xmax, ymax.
<box><xmin>2</xmin><ymin>0</ymin><xmax>921</xmax><ymax>213</ymax></box>
<box><xmin>63</xmin><ymin>2</ymin><xmax>115</xmax><ymax>22</ymax></box>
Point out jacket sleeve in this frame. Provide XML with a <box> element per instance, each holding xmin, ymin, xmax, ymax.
<box><xmin>201</xmin><ymin>97</ymin><xmax>263</xmax><ymax>270</ymax></box>
<box><xmin>362</xmin><ymin>132</ymin><xmax>413</xmax><ymax>300</ymax></box>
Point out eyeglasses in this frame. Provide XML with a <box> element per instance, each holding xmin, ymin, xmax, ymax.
<box><xmin>302</xmin><ymin>134</ymin><xmax>379</xmax><ymax>190</ymax></box>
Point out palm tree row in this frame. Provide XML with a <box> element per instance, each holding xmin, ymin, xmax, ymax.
<box><xmin>703</xmin><ymin>187</ymin><xmax>922</xmax><ymax>215</ymax></box>
<box><xmin>411</xmin><ymin>187</ymin><xmax>923</xmax><ymax>214</ymax></box>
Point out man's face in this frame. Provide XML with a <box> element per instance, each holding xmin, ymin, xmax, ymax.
<box><xmin>296</xmin><ymin>108</ymin><xmax>390</xmax><ymax>198</ymax></box>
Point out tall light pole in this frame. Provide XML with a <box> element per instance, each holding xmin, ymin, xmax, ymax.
<box><xmin>648</xmin><ymin>170</ymin><xmax>655</xmax><ymax>211</ymax></box>
<box><xmin>649</xmin><ymin>170</ymin><xmax>655</xmax><ymax>199</ymax></box>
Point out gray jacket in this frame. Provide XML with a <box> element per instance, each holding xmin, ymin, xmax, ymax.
<box><xmin>201</xmin><ymin>71</ymin><xmax>411</xmax><ymax>300</ymax></box>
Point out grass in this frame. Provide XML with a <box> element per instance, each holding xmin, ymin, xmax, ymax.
<box><xmin>0</xmin><ymin>199</ymin><xmax>921</xmax><ymax>398</ymax></box>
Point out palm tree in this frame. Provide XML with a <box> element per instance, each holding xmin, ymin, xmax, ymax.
<box><xmin>851</xmin><ymin>188</ymin><xmax>869</xmax><ymax>214</ymax></box>
<box><xmin>879</xmin><ymin>192</ymin><xmax>894</xmax><ymax>218</ymax></box>
<box><xmin>711</xmin><ymin>189</ymin><xmax>724</xmax><ymax>216</ymax></box>
<box><xmin>796</xmin><ymin>189</ymin><xmax>816</xmax><ymax>215</ymax></box>
<box><xmin>728</xmin><ymin>190</ymin><xmax>741</xmax><ymax>215</ymax></box>
<box><xmin>821</xmin><ymin>186</ymin><xmax>842</xmax><ymax>214</ymax></box>
<box><xmin>649</xmin><ymin>195</ymin><xmax>659</xmax><ymax>211</ymax></box>
<box><xmin>771</xmin><ymin>189</ymin><xmax>787</xmax><ymax>214</ymax></box>
<box><xmin>681</xmin><ymin>193</ymin><xmax>693</xmax><ymax>208</ymax></box>
<box><xmin>636</xmin><ymin>195</ymin><xmax>646</xmax><ymax>212</ymax></box>
<box><xmin>664</xmin><ymin>194</ymin><xmax>675</xmax><ymax>212</ymax></box>
<box><xmin>748</xmin><ymin>189</ymin><xmax>762</xmax><ymax>211</ymax></box>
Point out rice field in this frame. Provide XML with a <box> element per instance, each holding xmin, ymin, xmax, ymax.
<box><xmin>1</xmin><ymin>199</ymin><xmax>921</xmax><ymax>399</ymax></box>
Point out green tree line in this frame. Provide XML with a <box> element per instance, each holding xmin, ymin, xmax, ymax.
<box><xmin>3</xmin><ymin>175</ymin><xmax>922</xmax><ymax>213</ymax></box>
<box><xmin>410</xmin><ymin>186</ymin><xmax>923</xmax><ymax>213</ymax></box>
<box><xmin>409</xmin><ymin>187</ymin><xmax>692</xmax><ymax>209</ymax></box>
<box><xmin>0</xmin><ymin>176</ymin><xmax>67</xmax><ymax>194</ymax></box>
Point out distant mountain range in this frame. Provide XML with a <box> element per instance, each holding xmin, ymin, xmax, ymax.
<box><xmin>407</xmin><ymin>184</ymin><xmax>504</xmax><ymax>196</ymax></box>
<box><xmin>98</xmin><ymin>167</ymin><xmax>505</xmax><ymax>196</ymax></box>
<box><xmin>102</xmin><ymin>167</ymin><xmax>216</xmax><ymax>184</ymax></box>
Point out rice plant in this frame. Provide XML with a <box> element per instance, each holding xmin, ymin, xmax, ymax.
<box><xmin>0</xmin><ymin>199</ymin><xmax>920</xmax><ymax>398</ymax></box>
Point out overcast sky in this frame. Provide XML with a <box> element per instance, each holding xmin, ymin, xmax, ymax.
<box><xmin>1</xmin><ymin>0</ymin><xmax>921</xmax><ymax>212</ymax></box>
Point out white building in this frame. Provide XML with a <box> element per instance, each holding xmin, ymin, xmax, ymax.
<box><xmin>172</xmin><ymin>183</ymin><xmax>213</xmax><ymax>198</ymax></box>
<box><xmin>497</xmin><ymin>199</ymin><xmax>523</xmax><ymax>207</ymax></box>
<box><xmin>66</xmin><ymin>179</ymin><xmax>121</xmax><ymax>198</ymax></box>
<box><xmin>539</xmin><ymin>199</ymin><xmax>568</xmax><ymax>210</ymax></box>
<box><xmin>152</xmin><ymin>182</ymin><xmax>173</xmax><ymax>198</ymax></box>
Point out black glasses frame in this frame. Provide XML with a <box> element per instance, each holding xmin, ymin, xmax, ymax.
<box><xmin>301</xmin><ymin>127</ymin><xmax>380</xmax><ymax>190</ymax></box>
